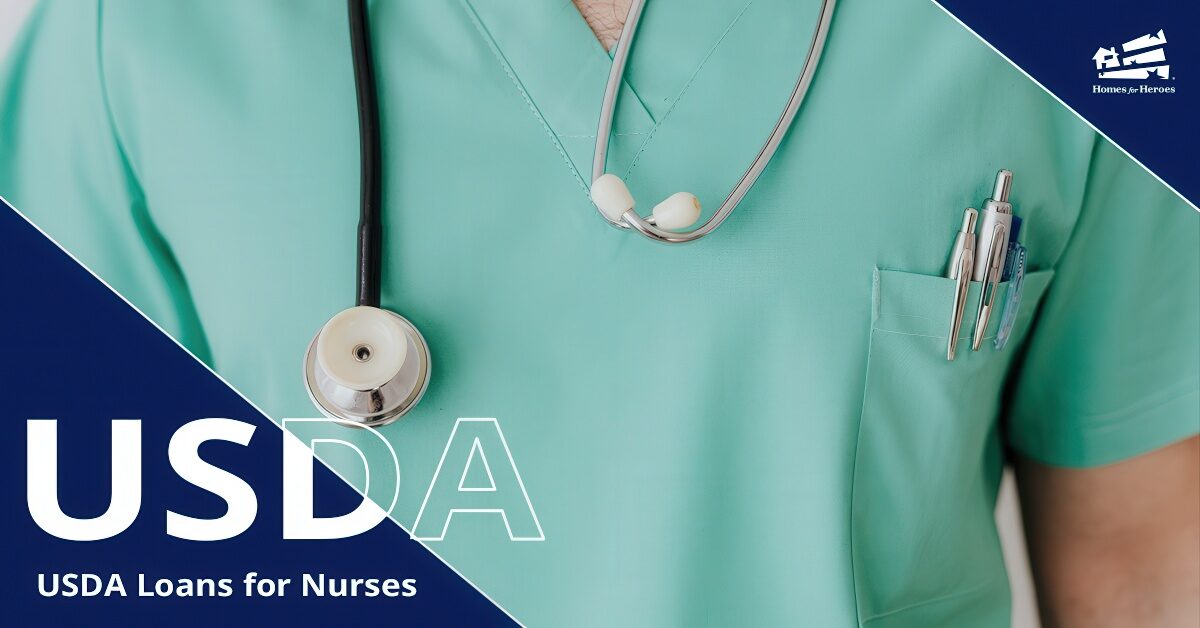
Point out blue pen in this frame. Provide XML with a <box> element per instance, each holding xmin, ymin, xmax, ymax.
<box><xmin>995</xmin><ymin>245</ymin><xmax>1027</xmax><ymax>350</ymax></box>
<box><xmin>1001</xmin><ymin>216</ymin><xmax>1023</xmax><ymax>281</ymax></box>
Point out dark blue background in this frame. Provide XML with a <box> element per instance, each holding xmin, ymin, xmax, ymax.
<box><xmin>0</xmin><ymin>202</ymin><xmax>515</xmax><ymax>626</ymax></box>
<box><xmin>935</xmin><ymin>0</ymin><xmax>1198</xmax><ymax>208</ymax></box>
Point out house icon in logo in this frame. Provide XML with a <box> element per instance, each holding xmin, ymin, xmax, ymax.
<box><xmin>1094</xmin><ymin>29</ymin><xmax>1169</xmax><ymax>79</ymax></box>
<box><xmin>1092</xmin><ymin>47</ymin><xmax>1120</xmax><ymax>69</ymax></box>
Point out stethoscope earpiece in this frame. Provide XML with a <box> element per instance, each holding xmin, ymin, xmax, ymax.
<box><xmin>651</xmin><ymin>192</ymin><xmax>702</xmax><ymax>230</ymax></box>
<box><xmin>303</xmin><ymin>306</ymin><xmax>431</xmax><ymax>428</ymax></box>
<box><xmin>589</xmin><ymin>174</ymin><xmax>703</xmax><ymax>231</ymax></box>
<box><xmin>590</xmin><ymin>173</ymin><xmax>635</xmax><ymax>223</ymax></box>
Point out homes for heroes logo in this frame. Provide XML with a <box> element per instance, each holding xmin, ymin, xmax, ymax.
<box><xmin>1092</xmin><ymin>29</ymin><xmax>1175</xmax><ymax>94</ymax></box>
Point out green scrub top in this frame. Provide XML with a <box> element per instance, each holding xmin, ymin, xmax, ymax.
<box><xmin>3</xmin><ymin>0</ymin><xmax>1198</xmax><ymax>626</ymax></box>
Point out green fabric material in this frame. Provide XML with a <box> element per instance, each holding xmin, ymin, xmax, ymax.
<box><xmin>855</xmin><ymin>268</ymin><xmax>1055</xmax><ymax>624</ymax></box>
<box><xmin>1008</xmin><ymin>140</ymin><xmax>1200</xmax><ymax>467</ymax></box>
<box><xmin>2</xmin><ymin>0</ymin><xmax>1197</xmax><ymax>625</ymax></box>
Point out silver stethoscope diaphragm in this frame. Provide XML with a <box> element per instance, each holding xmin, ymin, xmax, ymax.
<box><xmin>303</xmin><ymin>306</ymin><xmax>431</xmax><ymax>427</ymax></box>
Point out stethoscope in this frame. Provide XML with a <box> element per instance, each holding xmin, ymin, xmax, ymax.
<box><xmin>304</xmin><ymin>0</ymin><xmax>837</xmax><ymax>426</ymax></box>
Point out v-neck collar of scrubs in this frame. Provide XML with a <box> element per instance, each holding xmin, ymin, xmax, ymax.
<box><xmin>460</xmin><ymin>0</ymin><xmax>790</xmax><ymax>195</ymax></box>
<box><xmin>461</xmin><ymin>0</ymin><xmax>657</xmax><ymax>182</ymax></box>
<box><xmin>458</xmin><ymin>0</ymin><xmax>816</xmax><ymax>223</ymax></box>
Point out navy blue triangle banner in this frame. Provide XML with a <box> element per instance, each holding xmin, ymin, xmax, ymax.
<box><xmin>0</xmin><ymin>201</ymin><xmax>515</xmax><ymax>626</ymax></box>
<box><xmin>933</xmin><ymin>0</ymin><xmax>1199</xmax><ymax>208</ymax></box>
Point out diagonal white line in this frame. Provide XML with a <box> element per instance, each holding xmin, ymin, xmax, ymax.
<box><xmin>0</xmin><ymin>195</ymin><xmax>524</xmax><ymax>627</ymax></box>
<box><xmin>928</xmin><ymin>1</ymin><xmax>1198</xmax><ymax>214</ymax></box>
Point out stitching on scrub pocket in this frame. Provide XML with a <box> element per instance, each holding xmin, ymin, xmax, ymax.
<box><xmin>850</xmin><ymin>268</ymin><xmax>1054</xmax><ymax>627</ymax></box>
<box><xmin>873</xmin><ymin>328</ymin><xmax>1001</xmax><ymax>342</ymax></box>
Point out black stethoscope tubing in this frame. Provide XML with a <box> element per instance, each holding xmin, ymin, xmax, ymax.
<box><xmin>348</xmin><ymin>0</ymin><xmax>382</xmax><ymax>309</ymax></box>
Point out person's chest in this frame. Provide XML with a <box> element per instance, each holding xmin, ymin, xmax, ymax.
<box><xmin>104</xmin><ymin>0</ymin><xmax>1092</xmax><ymax>413</ymax></box>
<box><xmin>98</xmin><ymin>0</ymin><xmax>1093</xmax><ymax>624</ymax></box>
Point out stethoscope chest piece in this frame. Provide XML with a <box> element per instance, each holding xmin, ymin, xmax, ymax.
<box><xmin>303</xmin><ymin>306</ymin><xmax>431</xmax><ymax>427</ymax></box>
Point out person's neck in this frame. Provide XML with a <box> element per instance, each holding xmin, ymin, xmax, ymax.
<box><xmin>572</xmin><ymin>0</ymin><xmax>633</xmax><ymax>51</ymax></box>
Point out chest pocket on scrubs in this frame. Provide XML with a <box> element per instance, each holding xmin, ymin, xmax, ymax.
<box><xmin>851</xmin><ymin>268</ymin><xmax>1055</xmax><ymax>628</ymax></box>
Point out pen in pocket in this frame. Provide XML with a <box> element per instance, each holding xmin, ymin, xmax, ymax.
<box><xmin>995</xmin><ymin>244</ymin><xmax>1027</xmax><ymax>350</ymax></box>
<box><xmin>971</xmin><ymin>170</ymin><xmax>1014</xmax><ymax>351</ymax></box>
<box><xmin>943</xmin><ymin>169</ymin><xmax>1031</xmax><ymax>359</ymax></box>
<box><xmin>945</xmin><ymin>207</ymin><xmax>978</xmax><ymax>361</ymax></box>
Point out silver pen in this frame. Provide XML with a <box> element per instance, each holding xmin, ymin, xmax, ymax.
<box><xmin>972</xmin><ymin>170</ymin><xmax>1015</xmax><ymax>350</ymax></box>
<box><xmin>972</xmin><ymin>224</ymin><xmax>1007</xmax><ymax>350</ymax></box>
<box><xmin>946</xmin><ymin>208</ymin><xmax>978</xmax><ymax>360</ymax></box>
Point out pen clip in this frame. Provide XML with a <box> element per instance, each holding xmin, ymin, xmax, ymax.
<box><xmin>972</xmin><ymin>225</ymin><xmax>1007</xmax><ymax>351</ymax></box>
